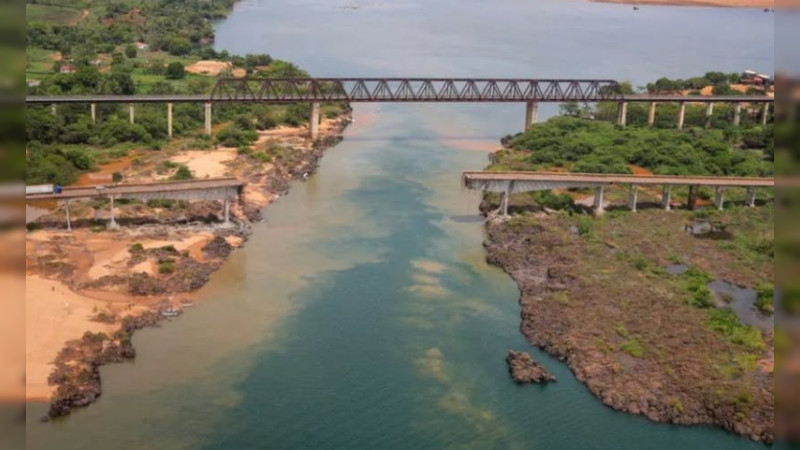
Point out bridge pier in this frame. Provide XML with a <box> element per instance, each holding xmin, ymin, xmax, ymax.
<box><xmin>223</xmin><ymin>198</ymin><xmax>231</xmax><ymax>224</ymax></box>
<box><xmin>64</xmin><ymin>200</ymin><xmax>72</xmax><ymax>231</ymax></box>
<box><xmin>647</xmin><ymin>102</ymin><xmax>656</xmax><ymax>127</ymax></box>
<box><xmin>714</xmin><ymin>186</ymin><xmax>725</xmax><ymax>210</ymax></box>
<box><xmin>746</xmin><ymin>187</ymin><xmax>756</xmax><ymax>207</ymax></box>
<box><xmin>705</xmin><ymin>102</ymin><xmax>714</xmax><ymax>129</ymax></box>
<box><xmin>167</xmin><ymin>103</ymin><xmax>173</xmax><ymax>139</ymax></box>
<box><xmin>761</xmin><ymin>103</ymin><xmax>769</xmax><ymax>126</ymax></box>
<box><xmin>593</xmin><ymin>186</ymin><xmax>605</xmax><ymax>214</ymax></box>
<box><xmin>108</xmin><ymin>196</ymin><xmax>120</xmax><ymax>230</ymax></box>
<box><xmin>617</xmin><ymin>101</ymin><xmax>628</xmax><ymax>127</ymax></box>
<box><xmin>628</xmin><ymin>185</ymin><xmax>639</xmax><ymax>212</ymax></box>
<box><xmin>662</xmin><ymin>186</ymin><xmax>672</xmax><ymax>211</ymax></box>
<box><xmin>677</xmin><ymin>102</ymin><xmax>686</xmax><ymax>130</ymax></box>
<box><xmin>51</xmin><ymin>104</ymin><xmax>56</xmax><ymax>115</ymax></box>
<box><xmin>204</xmin><ymin>103</ymin><xmax>212</xmax><ymax>136</ymax></box>
<box><xmin>129</xmin><ymin>104</ymin><xmax>135</xmax><ymax>124</ymax></box>
<box><xmin>688</xmin><ymin>185</ymin><xmax>698</xmax><ymax>211</ymax></box>
<box><xmin>309</xmin><ymin>102</ymin><xmax>320</xmax><ymax>140</ymax></box>
<box><xmin>525</xmin><ymin>101</ymin><xmax>539</xmax><ymax>131</ymax></box>
<box><xmin>91</xmin><ymin>103</ymin><xmax>97</xmax><ymax>124</ymax></box>
<box><xmin>733</xmin><ymin>103</ymin><xmax>742</xmax><ymax>126</ymax></box>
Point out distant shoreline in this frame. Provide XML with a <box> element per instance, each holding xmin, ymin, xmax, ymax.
<box><xmin>590</xmin><ymin>0</ymin><xmax>774</xmax><ymax>8</ymax></box>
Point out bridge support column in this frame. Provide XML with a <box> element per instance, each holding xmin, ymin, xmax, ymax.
<box><xmin>309</xmin><ymin>102</ymin><xmax>320</xmax><ymax>140</ymax></box>
<box><xmin>167</xmin><ymin>103</ymin><xmax>173</xmax><ymax>139</ymax></box>
<box><xmin>593</xmin><ymin>186</ymin><xmax>605</xmax><ymax>214</ymax></box>
<box><xmin>51</xmin><ymin>104</ymin><xmax>56</xmax><ymax>115</ymax></box>
<box><xmin>733</xmin><ymin>103</ymin><xmax>742</xmax><ymax>126</ymax></box>
<box><xmin>688</xmin><ymin>185</ymin><xmax>698</xmax><ymax>211</ymax></box>
<box><xmin>662</xmin><ymin>186</ymin><xmax>672</xmax><ymax>211</ymax></box>
<box><xmin>617</xmin><ymin>101</ymin><xmax>628</xmax><ymax>127</ymax></box>
<box><xmin>677</xmin><ymin>102</ymin><xmax>686</xmax><ymax>130</ymax></box>
<box><xmin>628</xmin><ymin>185</ymin><xmax>638</xmax><ymax>212</ymax></box>
<box><xmin>525</xmin><ymin>101</ymin><xmax>539</xmax><ymax>131</ymax></box>
<box><xmin>204</xmin><ymin>103</ymin><xmax>212</xmax><ymax>136</ymax></box>
<box><xmin>714</xmin><ymin>186</ymin><xmax>725</xmax><ymax>210</ymax></box>
<box><xmin>647</xmin><ymin>102</ymin><xmax>656</xmax><ymax>127</ymax></box>
<box><xmin>746</xmin><ymin>187</ymin><xmax>756</xmax><ymax>207</ymax></box>
<box><xmin>705</xmin><ymin>102</ymin><xmax>714</xmax><ymax>129</ymax></box>
<box><xmin>129</xmin><ymin>104</ymin><xmax>135</xmax><ymax>124</ymax></box>
<box><xmin>90</xmin><ymin>103</ymin><xmax>97</xmax><ymax>124</ymax></box>
<box><xmin>761</xmin><ymin>103</ymin><xmax>769</xmax><ymax>126</ymax></box>
<box><xmin>108</xmin><ymin>196</ymin><xmax>119</xmax><ymax>230</ymax></box>
<box><xmin>65</xmin><ymin>200</ymin><xmax>72</xmax><ymax>231</ymax></box>
<box><xmin>223</xmin><ymin>198</ymin><xmax>231</xmax><ymax>224</ymax></box>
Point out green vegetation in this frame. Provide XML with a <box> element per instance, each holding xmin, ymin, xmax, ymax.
<box><xmin>680</xmin><ymin>268</ymin><xmax>715</xmax><ymax>309</ymax></box>
<box><xmin>128</xmin><ymin>242</ymin><xmax>144</xmax><ymax>254</ymax></box>
<box><xmin>25</xmin><ymin>0</ymin><xmax>350</xmax><ymax>186</ymax></box>
<box><xmin>620</xmin><ymin>338</ymin><xmax>646</xmax><ymax>358</ymax></box>
<box><xmin>157</xmin><ymin>259</ymin><xmax>175</xmax><ymax>274</ymax></box>
<box><xmin>497</xmin><ymin>117</ymin><xmax>772</xmax><ymax>177</ymax></box>
<box><xmin>170</xmin><ymin>164</ymin><xmax>193</xmax><ymax>181</ymax></box>
<box><xmin>755</xmin><ymin>283</ymin><xmax>774</xmax><ymax>314</ymax></box>
<box><xmin>707</xmin><ymin>308</ymin><xmax>765</xmax><ymax>352</ymax></box>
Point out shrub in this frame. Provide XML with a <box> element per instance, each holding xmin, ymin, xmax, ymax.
<box><xmin>755</xmin><ymin>283</ymin><xmax>774</xmax><ymax>314</ymax></box>
<box><xmin>128</xmin><ymin>243</ymin><xmax>144</xmax><ymax>254</ymax></box>
<box><xmin>171</xmin><ymin>165</ymin><xmax>194</xmax><ymax>180</ymax></box>
<box><xmin>158</xmin><ymin>260</ymin><xmax>176</xmax><ymax>274</ymax></box>
<box><xmin>166</xmin><ymin>62</ymin><xmax>186</xmax><ymax>80</ymax></box>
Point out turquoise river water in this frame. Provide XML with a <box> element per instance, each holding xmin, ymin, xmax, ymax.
<box><xmin>27</xmin><ymin>0</ymin><xmax>774</xmax><ymax>448</ymax></box>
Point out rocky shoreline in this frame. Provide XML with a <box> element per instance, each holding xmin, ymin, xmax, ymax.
<box><xmin>29</xmin><ymin>113</ymin><xmax>352</xmax><ymax>419</ymax></box>
<box><xmin>483</xmin><ymin>213</ymin><xmax>774</xmax><ymax>443</ymax></box>
<box><xmin>506</xmin><ymin>350</ymin><xmax>556</xmax><ymax>384</ymax></box>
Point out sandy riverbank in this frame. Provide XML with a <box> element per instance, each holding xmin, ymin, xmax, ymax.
<box><xmin>24</xmin><ymin>113</ymin><xmax>351</xmax><ymax>413</ymax></box>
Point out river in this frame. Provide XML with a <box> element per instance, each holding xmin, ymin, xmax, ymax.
<box><xmin>26</xmin><ymin>0</ymin><xmax>773</xmax><ymax>448</ymax></box>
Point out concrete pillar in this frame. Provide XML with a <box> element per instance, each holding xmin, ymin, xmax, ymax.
<box><xmin>662</xmin><ymin>186</ymin><xmax>672</xmax><ymax>211</ymax></box>
<box><xmin>223</xmin><ymin>198</ymin><xmax>231</xmax><ymax>224</ymax></box>
<box><xmin>593</xmin><ymin>186</ymin><xmax>605</xmax><ymax>214</ymax></box>
<box><xmin>688</xmin><ymin>185</ymin><xmax>698</xmax><ymax>211</ymax></box>
<box><xmin>90</xmin><ymin>103</ymin><xmax>97</xmax><ymax>124</ymax></box>
<box><xmin>733</xmin><ymin>103</ymin><xmax>742</xmax><ymax>126</ymax></box>
<box><xmin>714</xmin><ymin>186</ymin><xmax>725</xmax><ymax>210</ymax></box>
<box><xmin>204</xmin><ymin>102</ymin><xmax>212</xmax><ymax>136</ymax></box>
<box><xmin>677</xmin><ymin>102</ymin><xmax>686</xmax><ymax>130</ymax></box>
<box><xmin>617</xmin><ymin>101</ymin><xmax>628</xmax><ymax>127</ymax></box>
<box><xmin>761</xmin><ymin>103</ymin><xmax>769</xmax><ymax>126</ymax></box>
<box><xmin>647</xmin><ymin>102</ymin><xmax>656</xmax><ymax>127</ymax></box>
<box><xmin>51</xmin><ymin>104</ymin><xmax>56</xmax><ymax>115</ymax></box>
<box><xmin>309</xmin><ymin>102</ymin><xmax>320</xmax><ymax>140</ymax></box>
<box><xmin>705</xmin><ymin>102</ymin><xmax>714</xmax><ymax>129</ymax></box>
<box><xmin>65</xmin><ymin>200</ymin><xmax>72</xmax><ymax>231</ymax></box>
<box><xmin>108</xmin><ymin>196</ymin><xmax>119</xmax><ymax>230</ymax></box>
<box><xmin>746</xmin><ymin>187</ymin><xmax>756</xmax><ymax>207</ymax></box>
<box><xmin>129</xmin><ymin>104</ymin><xmax>135</xmax><ymax>124</ymax></box>
<box><xmin>628</xmin><ymin>185</ymin><xmax>639</xmax><ymax>212</ymax></box>
<box><xmin>167</xmin><ymin>103</ymin><xmax>173</xmax><ymax>139</ymax></box>
<box><xmin>525</xmin><ymin>101</ymin><xmax>539</xmax><ymax>131</ymax></box>
<box><xmin>501</xmin><ymin>181</ymin><xmax>513</xmax><ymax>217</ymax></box>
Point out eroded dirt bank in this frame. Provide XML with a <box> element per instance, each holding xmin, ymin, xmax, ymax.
<box><xmin>26</xmin><ymin>113</ymin><xmax>351</xmax><ymax>419</ymax></box>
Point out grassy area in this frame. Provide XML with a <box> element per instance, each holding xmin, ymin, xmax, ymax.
<box><xmin>26</xmin><ymin>3</ymin><xmax>84</xmax><ymax>24</ymax></box>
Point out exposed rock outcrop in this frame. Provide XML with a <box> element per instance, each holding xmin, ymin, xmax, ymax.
<box><xmin>506</xmin><ymin>350</ymin><xmax>556</xmax><ymax>384</ymax></box>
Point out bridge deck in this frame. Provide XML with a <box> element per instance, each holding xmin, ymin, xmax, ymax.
<box><xmin>26</xmin><ymin>178</ymin><xmax>244</xmax><ymax>201</ymax></box>
<box><xmin>463</xmin><ymin>171</ymin><xmax>774</xmax><ymax>192</ymax></box>
<box><xmin>25</xmin><ymin>94</ymin><xmax>774</xmax><ymax>104</ymax></box>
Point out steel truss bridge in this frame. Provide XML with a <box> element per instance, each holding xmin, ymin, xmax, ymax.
<box><xmin>25</xmin><ymin>78</ymin><xmax>774</xmax><ymax>104</ymax></box>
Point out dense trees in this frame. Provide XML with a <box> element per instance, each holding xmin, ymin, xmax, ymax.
<box><xmin>165</xmin><ymin>62</ymin><xmax>185</xmax><ymax>80</ymax></box>
<box><xmin>497</xmin><ymin>116</ymin><xmax>773</xmax><ymax>178</ymax></box>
